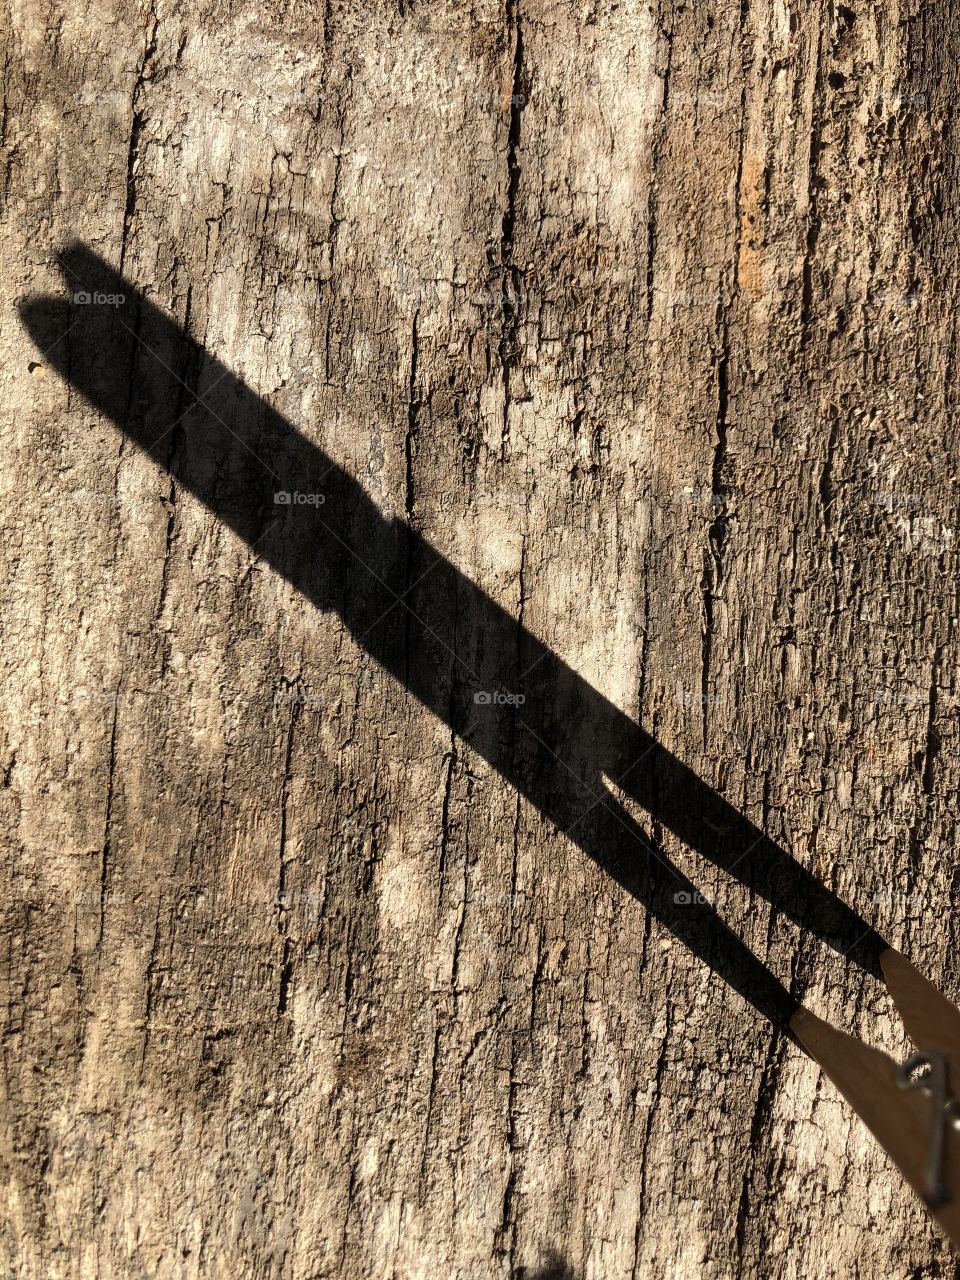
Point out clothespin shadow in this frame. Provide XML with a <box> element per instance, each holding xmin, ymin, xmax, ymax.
<box><xmin>18</xmin><ymin>244</ymin><xmax>889</xmax><ymax>1031</ymax></box>
<box><xmin>20</xmin><ymin>244</ymin><xmax>960</xmax><ymax>1247</ymax></box>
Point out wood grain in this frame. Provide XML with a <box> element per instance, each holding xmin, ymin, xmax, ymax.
<box><xmin>2</xmin><ymin>1</ymin><xmax>960</xmax><ymax>1277</ymax></box>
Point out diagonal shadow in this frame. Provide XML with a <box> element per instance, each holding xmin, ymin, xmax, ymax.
<box><xmin>20</xmin><ymin>244</ymin><xmax>889</xmax><ymax>1033</ymax></box>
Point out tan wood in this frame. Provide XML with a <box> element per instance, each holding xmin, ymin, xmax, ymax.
<box><xmin>3</xmin><ymin>2</ymin><xmax>960</xmax><ymax>1277</ymax></box>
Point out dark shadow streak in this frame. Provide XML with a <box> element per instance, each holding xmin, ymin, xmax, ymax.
<box><xmin>518</xmin><ymin>1250</ymin><xmax>577</xmax><ymax>1280</ymax></box>
<box><xmin>20</xmin><ymin>244</ymin><xmax>889</xmax><ymax>1034</ymax></box>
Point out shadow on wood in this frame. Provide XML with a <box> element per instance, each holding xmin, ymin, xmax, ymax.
<box><xmin>517</xmin><ymin>1249</ymin><xmax>577</xmax><ymax>1279</ymax></box>
<box><xmin>20</xmin><ymin>243</ymin><xmax>892</xmax><ymax>1035</ymax></box>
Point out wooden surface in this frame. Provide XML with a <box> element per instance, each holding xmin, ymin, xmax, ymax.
<box><xmin>3</xmin><ymin>1</ymin><xmax>960</xmax><ymax>1276</ymax></box>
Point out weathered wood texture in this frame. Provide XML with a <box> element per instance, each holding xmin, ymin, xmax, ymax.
<box><xmin>3</xmin><ymin>0</ymin><xmax>960</xmax><ymax>1276</ymax></box>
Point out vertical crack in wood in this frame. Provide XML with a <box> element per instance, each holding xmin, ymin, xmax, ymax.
<box><xmin>800</xmin><ymin>25</ymin><xmax>823</xmax><ymax>347</ymax></box>
<box><xmin>119</xmin><ymin>4</ymin><xmax>158</xmax><ymax>273</ymax></box>
<box><xmin>645</xmin><ymin>9</ymin><xmax>674</xmax><ymax>322</ymax></box>
<box><xmin>500</xmin><ymin>0</ymin><xmax>525</xmax><ymax>459</ymax></box>
<box><xmin>275</xmin><ymin>699</ymin><xmax>300</xmax><ymax>1017</ymax></box>
<box><xmin>403</xmin><ymin>310</ymin><xmax>419</xmax><ymax>686</ymax></box>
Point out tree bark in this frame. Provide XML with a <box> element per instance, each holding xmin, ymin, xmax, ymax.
<box><xmin>3</xmin><ymin>1</ymin><xmax>960</xmax><ymax>1277</ymax></box>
